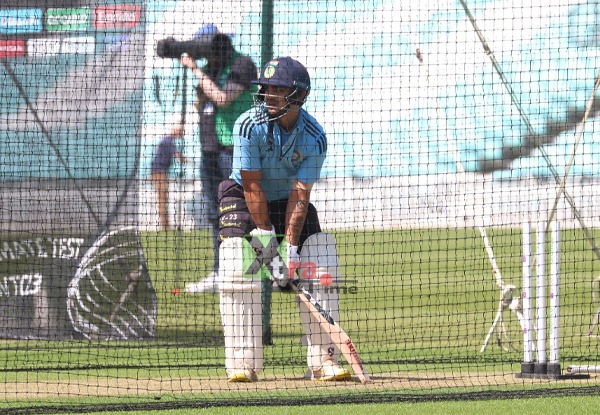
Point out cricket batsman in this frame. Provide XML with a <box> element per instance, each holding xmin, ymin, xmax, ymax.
<box><xmin>216</xmin><ymin>56</ymin><xmax>350</xmax><ymax>382</ymax></box>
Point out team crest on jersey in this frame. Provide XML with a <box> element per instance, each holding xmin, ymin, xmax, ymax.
<box><xmin>291</xmin><ymin>148</ymin><xmax>303</xmax><ymax>167</ymax></box>
<box><xmin>264</xmin><ymin>60</ymin><xmax>278</xmax><ymax>78</ymax></box>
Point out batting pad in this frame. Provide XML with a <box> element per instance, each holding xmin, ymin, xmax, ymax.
<box><xmin>297</xmin><ymin>233</ymin><xmax>342</xmax><ymax>370</ymax></box>
<box><xmin>219</xmin><ymin>238</ymin><xmax>263</xmax><ymax>374</ymax></box>
<box><xmin>298</xmin><ymin>233</ymin><xmax>342</xmax><ymax>285</ymax></box>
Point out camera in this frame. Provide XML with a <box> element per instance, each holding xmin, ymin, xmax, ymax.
<box><xmin>156</xmin><ymin>37</ymin><xmax>212</xmax><ymax>59</ymax></box>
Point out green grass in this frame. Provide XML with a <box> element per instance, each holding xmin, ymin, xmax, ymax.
<box><xmin>70</xmin><ymin>396</ymin><xmax>600</xmax><ymax>415</ymax></box>
<box><xmin>1</xmin><ymin>228</ymin><xmax>600</xmax><ymax>413</ymax></box>
<box><xmin>71</xmin><ymin>395</ymin><xmax>600</xmax><ymax>415</ymax></box>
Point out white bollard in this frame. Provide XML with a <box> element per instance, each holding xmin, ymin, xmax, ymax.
<box><xmin>521</xmin><ymin>221</ymin><xmax>534</xmax><ymax>374</ymax></box>
<box><xmin>548</xmin><ymin>222</ymin><xmax>561</xmax><ymax>376</ymax></box>
<box><xmin>518</xmin><ymin>220</ymin><xmax>562</xmax><ymax>379</ymax></box>
<box><xmin>535</xmin><ymin>221</ymin><xmax>547</xmax><ymax>374</ymax></box>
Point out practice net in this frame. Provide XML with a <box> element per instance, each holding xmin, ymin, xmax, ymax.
<box><xmin>1</xmin><ymin>0</ymin><xmax>600</xmax><ymax>412</ymax></box>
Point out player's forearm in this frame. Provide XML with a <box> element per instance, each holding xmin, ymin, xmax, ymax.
<box><xmin>285</xmin><ymin>188</ymin><xmax>310</xmax><ymax>246</ymax></box>
<box><xmin>244</xmin><ymin>189</ymin><xmax>272</xmax><ymax>230</ymax></box>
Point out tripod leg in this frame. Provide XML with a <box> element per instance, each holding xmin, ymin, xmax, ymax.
<box><xmin>587</xmin><ymin>305</ymin><xmax>600</xmax><ymax>336</ymax></box>
<box><xmin>498</xmin><ymin>317</ymin><xmax>512</xmax><ymax>352</ymax></box>
<box><xmin>481</xmin><ymin>306</ymin><xmax>503</xmax><ymax>352</ymax></box>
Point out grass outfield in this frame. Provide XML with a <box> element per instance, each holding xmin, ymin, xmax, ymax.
<box><xmin>0</xmin><ymin>228</ymin><xmax>599</xmax><ymax>412</ymax></box>
<box><xmin>74</xmin><ymin>396</ymin><xmax>600</xmax><ymax>415</ymax></box>
<box><xmin>142</xmin><ymin>227</ymin><xmax>600</xmax><ymax>368</ymax></box>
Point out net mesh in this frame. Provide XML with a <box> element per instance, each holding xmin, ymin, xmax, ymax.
<box><xmin>1</xmin><ymin>0</ymin><xmax>600</xmax><ymax>412</ymax></box>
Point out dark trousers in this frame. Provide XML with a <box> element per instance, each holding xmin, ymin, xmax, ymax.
<box><xmin>217</xmin><ymin>179</ymin><xmax>322</xmax><ymax>249</ymax></box>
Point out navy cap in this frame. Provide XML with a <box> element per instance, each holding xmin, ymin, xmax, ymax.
<box><xmin>194</xmin><ymin>23</ymin><xmax>219</xmax><ymax>38</ymax></box>
<box><xmin>193</xmin><ymin>23</ymin><xmax>233</xmax><ymax>40</ymax></box>
<box><xmin>253</xmin><ymin>57</ymin><xmax>311</xmax><ymax>91</ymax></box>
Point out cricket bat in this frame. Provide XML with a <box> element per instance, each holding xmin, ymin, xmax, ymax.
<box><xmin>290</xmin><ymin>279</ymin><xmax>370</xmax><ymax>384</ymax></box>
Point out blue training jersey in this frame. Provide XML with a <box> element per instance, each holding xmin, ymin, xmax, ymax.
<box><xmin>230</xmin><ymin>108</ymin><xmax>327</xmax><ymax>201</ymax></box>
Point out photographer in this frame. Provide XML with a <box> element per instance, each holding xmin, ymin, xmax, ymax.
<box><xmin>178</xmin><ymin>24</ymin><xmax>258</xmax><ymax>293</ymax></box>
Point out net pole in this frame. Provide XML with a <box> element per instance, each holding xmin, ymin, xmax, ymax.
<box><xmin>260</xmin><ymin>0</ymin><xmax>274</xmax><ymax>345</ymax></box>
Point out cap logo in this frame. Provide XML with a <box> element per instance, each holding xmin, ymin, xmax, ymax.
<box><xmin>263</xmin><ymin>60</ymin><xmax>278</xmax><ymax>79</ymax></box>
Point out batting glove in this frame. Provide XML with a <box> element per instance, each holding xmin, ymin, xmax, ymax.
<box><xmin>248</xmin><ymin>226</ymin><xmax>294</xmax><ymax>288</ymax></box>
<box><xmin>250</xmin><ymin>225</ymin><xmax>276</xmax><ymax>236</ymax></box>
<box><xmin>248</xmin><ymin>225</ymin><xmax>279</xmax><ymax>271</ymax></box>
<box><xmin>286</xmin><ymin>244</ymin><xmax>301</xmax><ymax>282</ymax></box>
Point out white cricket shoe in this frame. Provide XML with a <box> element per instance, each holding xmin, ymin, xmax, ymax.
<box><xmin>304</xmin><ymin>361</ymin><xmax>351</xmax><ymax>381</ymax></box>
<box><xmin>228</xmin><ymin>369</ymin><xmax>258</xmax><ymax>383</ymax></box>
<box><xmin>184</xmin><ymin>271</ymin><xmax>219</xmax><ymax>293</ymax></box>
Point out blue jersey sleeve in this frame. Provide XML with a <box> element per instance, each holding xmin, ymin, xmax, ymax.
<box><xmin>232</xmin><ymin>114</ymin><xmax>262</xmax><ymax>174</ymax></box>
<box><xmin>238</xmin><ymin>131</ymin><xmax>261</xmax><ymax>171</ymax></box>
<box><xmin>297</xmin><ymin>147</ymin><xmax>325</xmax><ymax>184</ymax></box>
